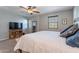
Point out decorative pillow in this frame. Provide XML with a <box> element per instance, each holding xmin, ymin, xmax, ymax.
<box><xmin>60</xmin><ymin>24</ymin><xmax>78</xmax><ymax>38</ymax></box>
<box><xmin>66</xmin><ymin>31</ymin><xmax>79</xmax><ymax>47</ymax></box>
<box><xmin>60</xmin><ymin>25</ymin><xmax>73</xmax><ymax>34</ymax></box>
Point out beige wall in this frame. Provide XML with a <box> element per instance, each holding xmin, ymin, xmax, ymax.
<box><xmin>39</xmin><ymin>9</ymin><xmax>73</xmax><ymax>31</ymax></box>
<box><xmin>28</xmin><ymin>9</ymin><xmax>73</xmax><ymax>32</ymax></box>
<box><xmin>0</xmin><ymin>8</ymin><xmax>28</xmax><ymax>40</ymax></box>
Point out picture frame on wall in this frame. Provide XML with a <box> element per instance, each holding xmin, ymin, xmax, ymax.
<box><xmin>62</xmin><ymin>18</ymin><xmax>67</xmax><ymax>25</ymax></box>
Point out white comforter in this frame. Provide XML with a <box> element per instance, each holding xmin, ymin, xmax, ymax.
<box><xmin>14</xmin><ymin>31</ymin><xmax>79</xmax><ymax>53</ymax></box>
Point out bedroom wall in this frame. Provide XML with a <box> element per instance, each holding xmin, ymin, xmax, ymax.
<box><xmin>29</xmin><ymin>9</ymin><xmax>73</xmax><ymax>32</ymax></box>
<box><xmin>0</xmin><ymin>8</ymin><xmax>28</xmax><ymax>41</ymax></box>
<box><xmin>39</xmin><ymin>9</ymin><xmax>73</xmax><ymax>31</ymax></box>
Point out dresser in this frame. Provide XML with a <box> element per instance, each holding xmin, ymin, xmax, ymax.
<box><xmin>9</xmin><ymin>29</ymin><xmax>23</xmax><ymax>39</ymax></box>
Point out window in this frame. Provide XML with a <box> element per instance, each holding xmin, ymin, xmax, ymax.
<box><xmin>48</xmin><ymin>15</ymin><xmax>58</xmax><ymax>29</ymax></box>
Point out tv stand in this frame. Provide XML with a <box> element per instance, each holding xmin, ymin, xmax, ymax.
<box><xmin>9</xmin><ymin>29</ymin><xmax>23</xmax><ymax>39</ymax></box>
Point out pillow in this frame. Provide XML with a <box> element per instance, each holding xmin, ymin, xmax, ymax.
<box><xmin>60</xmin><ymin>24</ymin><xmax>78</xmax><ymax>38</ymax></box>
<box><xmin>66</xmin><ymin>31</ymin><xmax>79</xmax><ymax>47</ymax></box>
<box><xmin>60</xmin><ymin>25</ymin><xmax>73</xmax><ymax>34</ymax></box>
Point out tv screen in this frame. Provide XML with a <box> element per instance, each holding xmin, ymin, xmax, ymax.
<box><xmin>9</xmin><ymin>22</ymin><xmax>23</xmax><ymax>29</ymax></box>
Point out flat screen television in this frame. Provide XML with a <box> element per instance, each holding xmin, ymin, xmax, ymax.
<box><xmin>9</xmin><ymin>22</ymin><xmax>23</xmax><ymax>29</ymax></box>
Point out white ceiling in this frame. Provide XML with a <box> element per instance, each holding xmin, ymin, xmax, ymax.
<box><xmin>35</xmin><ymin>6</ymin><xmax>73</xmax><ymax>14</ymax></box>
<box><xmin>0</xmin><ymin>6</ymin><xmax>73</xmax><ymax>18</ymax></box>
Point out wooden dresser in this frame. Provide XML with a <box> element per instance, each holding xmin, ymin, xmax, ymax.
<box><xmin>9</xmin><ymin>29</ymin><xmax>23</xmax><ymax>39</ymax></box>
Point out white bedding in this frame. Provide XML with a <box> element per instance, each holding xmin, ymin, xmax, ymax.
<box><xmin>14</xmin><ymin>31</ymin><xmax>79</xmax><ymax>53</ymax></box>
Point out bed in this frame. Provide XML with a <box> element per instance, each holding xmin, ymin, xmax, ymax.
<box><xmin>14</xmin><ymin>31</ymin><xmax>79</xmax><ymax>53</ymax></box>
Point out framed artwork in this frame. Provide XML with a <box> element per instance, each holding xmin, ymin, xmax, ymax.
<box><xmin>62</xmin><ymin>18</ymin><xmax>67</xmax><ymax>25</ymax></box>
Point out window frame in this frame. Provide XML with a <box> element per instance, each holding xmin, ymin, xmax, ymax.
<box><xmin>48</xmin><ymin>15</ymin><xmax>58</xmax><ymax>29</ymax></box>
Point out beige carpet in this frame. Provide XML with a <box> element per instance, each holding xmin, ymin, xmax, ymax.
<box><xmin>0</xmin><ymin>39</ymin><xmax>16</xmax><ymax>53</ymax></box>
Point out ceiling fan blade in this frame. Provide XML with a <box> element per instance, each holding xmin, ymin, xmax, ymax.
<box><xmin>33</xmin><ymin>11</ymin><xmax>40</xmax><ymax>13</ymax></box>
<box><xmin>19</xmin><ymin>6</ymin><xmax>28</xmax><ymax>10</ymax></box>
<box><xmin>19</xmin><ymin>6</ymin><xmax>25</xmax><ymax>8</ymax></box>
<box><xmin>32</xmin><ymin>6</ymin><xmax>36</xmax><ymax>9</ymax></box>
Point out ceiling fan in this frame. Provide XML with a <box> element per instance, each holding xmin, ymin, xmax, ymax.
<box><xmin>20</xmin><ymin>6</ymin><xmax>40</xmax><ymax>15</ymax></box>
